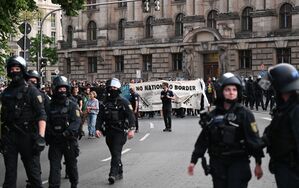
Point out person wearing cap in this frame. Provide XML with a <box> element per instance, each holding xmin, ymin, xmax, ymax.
<box><xmin>46</xmin><ymin>76</ymin><xmax>81</xmax><ymax>188</ymax></box>
<box><xmin>188</xmin><ymin>72</ymin><xmax>264</xmax><ymax>188</ymax></box>
<box><xmin>1</xmin><ymin>56</ymin><xmax>47</xmax><ymax>188</ymax></box>
<box><xmin>95</xmin><ymin>78</ymin><xmax>135</xmax><ymax>184</ymax></box>
<box><xmin>262</xmin><ymin>63</ymin><xmax>299</xmax><ymax>187</ymax></box>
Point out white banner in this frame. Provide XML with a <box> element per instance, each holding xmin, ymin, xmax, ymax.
<box><xmin>130</xmin><ymin>79</ymin><xmax>210</xmax><ymax>112</ymax></box>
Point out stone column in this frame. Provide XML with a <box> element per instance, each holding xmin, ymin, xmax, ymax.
<box><xmin>195</xmin><ymin>0</ymin><xmax>204</xmax><ymax>15</ymax></box>
<box><xmin>134</xmin><ymin>1</ymin><xmax>143</xmax><ymax>21</ymax></box>
<box><xmin>127</xmin><ymin>1</ymin><xmax>134</xmax><ymax>21</ymax></box>
<box><xmin>163</xmin><ymin>0</ymin><xmax>170</xmax><ymax>18</ymax></box>
<box><xmin>186</xmin><ymin>0</ymin><xmax>194</xmax><ymax>16</ymax></box>
<box><xmin>255</xmin><ymin>0</ymin><xmax>264</xmax><ymax>10</ymax></box>
<box><xmin>219</xmin><ymin>0</ymin><xmax>226</xmax><ymax>13</ymax></box>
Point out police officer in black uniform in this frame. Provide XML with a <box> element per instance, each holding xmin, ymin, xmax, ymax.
<box><xmin>129</xmin><ymin>87</ymin><xmax>140</xmax><ymax>132</ymax></box>
<box><xmin>1</xmin><ymin>56</ymin><xmax>47</xmax><ymax>188</ymax></box>
<box><xmin>262</xmin><ymin>63</ymin><xmax>299</xmax><ymax>188</ymax></box>
<box><xmin>26</xmin><ymin>70</ymin><xmax>51</xmax><ymax>111</ymax></box>
<box><xmin>160</xmin><ymin>82</ymin><xmax>175</xmax><ymax>132</ymax></box>
<box><xmin>254</xmin><ymin>75</ymin><xmax>265</xmax><ymax>111</ymax></box>
<box><xmin>95</xmin><ymin>78</ymin><xmax>135</xmax><ymax>185</ymax></box>
<box><xmin>46</xmin><ymin>76</ymin><xmax>81</xmax><ymax>188</ymax></box>
<box><xmin>188</xmin><ymin>72</ymin><xmax>264</xmax><ymax>188</ymax></box>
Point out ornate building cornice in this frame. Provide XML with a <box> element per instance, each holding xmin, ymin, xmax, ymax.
<box><xmin>251</xmin><ymin>9</ymin><xmax>277</xmax><ymax>18</ymax></box>
<box><xmin>153</xmin><ymin>18</ymin><xmax>173</xmax><ymax>26</ymax></box>
<box><xmin>183</xmin><ymin>15</ymin><xmax>205</xmax><ymax>23</ymax></box>
<box><xmin>292</xmin><ymin>6</ymin><xmax>299</xmax><ymax>15</ymax></box>
<box><xmin>124</xmin><ymin>21</ymin><xmax>144</xmax><ymax>28</ymax></box>
<box><xmin>216</xmin><ymin>12</ymin><xmax>239</xmax><ymax>20</ymax></box>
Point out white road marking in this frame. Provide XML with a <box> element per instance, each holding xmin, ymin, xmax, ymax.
<box><xmin>101</xmin><ymin>156</ymin><xmax>111</xmax><ymax>162</ymax></box>
<box><xmin>139</xmin><ymin>133</ymin><xmax>150</xmax><ymax>141</ymax></box>
<box><xmin>101</xmin><ymin>148</ymin><xmax>131</xmax><ymax>162</ymax></box>
<box><xmin>122</xmin><ymin>148</ymin><xmax>131</xmax><ymax>154</ymax></box>
<box><xmin>42</xmin><ymin>180</ymin><xmax>48</xmax><ymax>184</ymax></box>
<box><xmin>150</xmin><ymin>122</ymin><xmax>154</xmax><ymax>129</ymax></box>
<box><xmin>262</xmin><ymin>117</ymin><xmax>272</xmax><ymax>121</ymax></box>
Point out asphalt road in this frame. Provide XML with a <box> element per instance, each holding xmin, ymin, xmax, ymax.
<box><xmin>0</xmin><ymin>110</ymin><xmax>277</xmax><ymax>188</ymax></box>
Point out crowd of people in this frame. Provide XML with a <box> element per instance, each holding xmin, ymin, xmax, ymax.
<box><xmin>0</xmin><ymin>55</ymin><xmax>299</xmax><ymax>188</ymax></box>
<box><xmin>204</xmin><ymin>75</ymin><xmax>276</xmax><ymax>112</ymax></box>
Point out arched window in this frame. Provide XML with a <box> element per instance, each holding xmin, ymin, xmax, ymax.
<box><xmin>67</xmin><ymin>26</ymin><xmax>73</xmax><ymax>44</ymax></box>
<box><xmin>241</xmin><ymin>7</ymin><xmax>253</xmax><ymax>31</ymax></box>
<box><xmin>118</xmin><ymin>19</ymin><xmax>126</xmax><ymax>40</ymax></box>
<box><xmin>87</xmin><ymin>21</ymin><xmax>97</xmax><ymax>41</ymax></box>
<box><xmin>145</xmin><ymin>16</ymin><xmax>154</xmax><ymax>38</ymax></box>
<box><xmin>207</xmin><ymin>10</ymin><xmax>217</xmax><ymax>29</ymax></box>
<box><xmin>280</xmin><ymin>3</ymin><xmax>292</xmax><ymax>29</ymax></box>
<box><xmin>175</xmin><ymin>13</ymin><xmax>184</xmax><ymax>36</ymax></box>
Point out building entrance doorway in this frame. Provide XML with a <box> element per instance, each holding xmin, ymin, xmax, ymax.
<box><xmin>203</xmin><ymin>53</ymin><xmax>219</xmax><ymax>81</ymax></box>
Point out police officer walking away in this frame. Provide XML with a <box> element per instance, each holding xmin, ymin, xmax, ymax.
<box><xmin>262</xmin><ymin>63</ymin><xmax>299</xmax><ymax>188</ymax></box>
<box><xmin>160</xmin><ymin>82</ymin><xmax>175</xmax><ymax>132</ymax></box>
<box><xmin>1</xmin><ymin>56</ymin><xmax>47</xmax><ymax>188</ymax></box>
<box><xmin>95</xmin><ymin>78</ymin><xmax>135</xmax><ymax>185</ymax></box>
<box><xmin>188</xmin><ymin>72</ymin><xmax>264</xmax><ymax>188</ymax></box>
<box><xmin>46</xmin><ymin>76</ymin><xmax>81</xmax><ymax>188</ymax></box>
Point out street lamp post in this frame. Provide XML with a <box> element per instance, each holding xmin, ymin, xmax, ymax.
<box><xmin>38</xmin><ymin>8</ymin><xmax>62</xmax><ymax>72</ymax></box>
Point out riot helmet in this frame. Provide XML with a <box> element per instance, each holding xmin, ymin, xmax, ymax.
<box><xmin>6</xmin><ymin>55</ymin><xmax>27</xmax><ymax>82</ymax></box>
<box><xmin>215</xmin><ymin>72</ymin><xmax>243</xmax><ymax>105</ymax></box>
<box><xmin>268</xmin><ymin>63</ymin><xmax>299</xmax><ymax>93</ymax></box>
<box><xmin>26</xmin><ymin>70</ymin><xmax>41</xmax><ymax>88</ymax></box>
<box><xmin>105</xmin><ymin>78</ymin><xmax>121</xmax><ymax>98</ymax></box>
<box><xmin>106</xmin><ymin>78</ymin><xmax>121</xmax><ymax>89</ymax></box>
<box><xmin>52</xmin><ymin>76</ymin><xmax>70</xmax><ymax>100</ymax></box>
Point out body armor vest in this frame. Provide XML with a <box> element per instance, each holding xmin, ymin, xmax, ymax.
<box><xmin>208</xmin><ymin>108</ymin><xmax>246</xmax><ymax>156</ymax></box>
<box><xmin>268</xmin><ymin>108</ymin><xmax>297</xmax><ymax>161</ymax></box>
<box><xmin>49</xmin><ymin>101</ymin><xmax>70</xmax><ymax>134</ymax></box>
<box><xmin>2</xmin><ymin>84</ymin><xmax>36</xmax><ymax>130</ymax></box>
<box><xmin>103</xmin><ymin>98</ymin><xmax>126</xmax><ymax>129</ymax></box>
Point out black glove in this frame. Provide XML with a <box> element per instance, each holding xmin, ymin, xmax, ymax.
<box><xmin>63</xmin><ymin>130</ymin><xmax>75</xmax><ymax>140</ymax></box>
<box><xmin>78</xmin><ymin>131</ymin><xmax>85</xmax><ymax>140</ymax></box>
<box><xmin>33</xmin><ymin>135</ymin><xmax>46</xmax><ymax>154</ymax></box>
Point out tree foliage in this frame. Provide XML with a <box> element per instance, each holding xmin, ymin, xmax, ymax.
<box><xmin>0</xmin><ymin>0</ymin><xmax>85</xmax><ymax>76</ymax></box>
<box><xmin>51</xmin><ymin>0</ymin><xmax>85</xmax><ymax>16</ymax></box>
<box><xmin>29</xmin><ymin>34</ymin><xmax>58</xmax><ymax>66</ymax></box>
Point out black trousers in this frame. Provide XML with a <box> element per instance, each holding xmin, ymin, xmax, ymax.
<box><xmin>265</xmin><ymin>96</ymin><xmax>275</xmax><ymax>111</ymax></box>
<box><xmin>162</xmin><ymin>108</ymin><xmax>172</xmax><ymax>129</ymax></box>
<box><xmin>105</xmin><ymin>129</ymin><xmax>127</xmax><ymax>177</ymax></box>
<box><xmin>2</xmin><ymin>131</ymin><xmax>42</xmax><ymax>188</ymax></box>
<box><xmin>134</xmin><ymin>112</ymin><xmax>139</xmax><ymax>131</ymax></box>
<box><xmin>255</xmin><ymin>94</ymin><xmax>265</xmax><ymax>110</ymax></box>
<box><xmin>210</xmin><ymin>157</ymin><xmax>251</xmax><ymax>188</ymax></box>
<box><xmin>48</xmin><ymin>140</ymin><xmax>79</xmax><ymax>188</ymax></box>
<box><xmin>273</xmin><ymin>162</ymin><xmax>299</xmax><ymax>188</ymax></box>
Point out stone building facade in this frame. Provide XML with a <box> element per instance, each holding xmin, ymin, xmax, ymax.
<box><xmin>8</xmin><ymin>0</ymin><xmax>62</xmax><ymax>82</ymax></box>
<box><xmin>57</xmin><ymin>0</ymin><xmax>299</xmax><ymax>82</ymax></box>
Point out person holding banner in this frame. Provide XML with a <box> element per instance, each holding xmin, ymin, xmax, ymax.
<box><xmin>161</xmin><ymin>82</ymin><xmax>175</xmax><ymax>132</ymax></box>
<box><xmin>188</xmin><ymin>72</ymin><xmax>264</xmax><ymax>188</ymax></box>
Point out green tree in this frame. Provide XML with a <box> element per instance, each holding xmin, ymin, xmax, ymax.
<box><xmin>0</xmin><ymin>0</ymin><xmax>85</xmax><ymax>63</ymax></box>
<box><xmin>29</xmin><ymin>34</ymin><xmax>58</xmax><ymax>66</ymax></box>
<box><xmin>52</xmin><ymin>0</ymin><xmax>85</xmax><ymax>16</ymax></box>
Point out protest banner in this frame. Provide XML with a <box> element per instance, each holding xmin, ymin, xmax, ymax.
<box><xmin>129</xmin><ymin>79</ymin><xmax>209</xmax><ymax>111</ymax></box>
